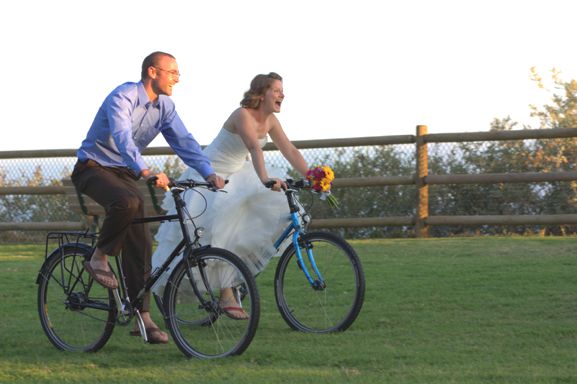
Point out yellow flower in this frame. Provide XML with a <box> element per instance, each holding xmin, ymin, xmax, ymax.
<box><xmin>322</xmin><ymin>166</ymin><xmax>334</xmax><ymax>181</ymax></box>
<box><xmin>320</xmin><ymin>179</ymin><xmax>331</xmax><ymax>192</ymax></box>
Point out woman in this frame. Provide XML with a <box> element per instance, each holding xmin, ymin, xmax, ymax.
<box><xmin>152</xmin><ymin>72</ymin><xmax>308</xmax><ymax>319</ymax></box>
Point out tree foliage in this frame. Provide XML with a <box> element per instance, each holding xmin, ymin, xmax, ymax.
<box><xmin>305</xmin><ymin>68</ymin><xmax>577</xmax><ymax>237</ymax></box>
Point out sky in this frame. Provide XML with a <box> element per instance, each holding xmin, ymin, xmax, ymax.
<box><xmin>2</xmin><ymin>0</ymin><xmax>576</xmax><ymax>151</ymax></box>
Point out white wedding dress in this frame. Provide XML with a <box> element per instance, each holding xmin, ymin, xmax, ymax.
<box><xmin>151</xmin><ymin>128</ymin><xmax>289</xmax><ymax>294</ymax></box>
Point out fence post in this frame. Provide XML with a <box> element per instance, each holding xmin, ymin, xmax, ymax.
<box><xmin>416</xmin><ymin>125</ymin><xmax>429</xmax><ymax>237</ymax></box>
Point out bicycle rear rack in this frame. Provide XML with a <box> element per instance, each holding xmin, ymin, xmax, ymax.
<box><xmin>44</xmin><ymin>230</ymin><xmax>97</xmax><ymax>260</ymax></box>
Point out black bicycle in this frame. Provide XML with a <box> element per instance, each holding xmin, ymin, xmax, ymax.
<box><xmin>36</xmin><ymin>179</ymin><xmax>260</xmax><ymax>358</ymax></box>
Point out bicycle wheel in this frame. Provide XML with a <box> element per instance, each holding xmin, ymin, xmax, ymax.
<box><xmin>37</xmin><ymin>244</ymin><xmax>115</xmax><ymax>352</ymax></box>
<box><xmin>274</xmin><ymin>231</ymin><xmax>365</xmax><ymax>333</ymax></box>
<box><xmin>163</xmin><ymin>247</ymin><xmax>260</xmax><ymax>358</ymax></box>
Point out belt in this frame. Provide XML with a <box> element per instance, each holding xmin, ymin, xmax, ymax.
<box><xmin>79</xmin><ymin>159</ymin><xmax>101</xmax><ymax>167</ymax></box>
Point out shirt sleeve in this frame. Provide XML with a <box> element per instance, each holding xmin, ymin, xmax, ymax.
<box><xmin>161</xmin><ymin>111</ymin><xmax>215</xmax><ymax>179</ymax></box>
<box><xmin>107</xmin><ymin>91</ymin><xmax>148</xmax><ymax>174</ymax></box>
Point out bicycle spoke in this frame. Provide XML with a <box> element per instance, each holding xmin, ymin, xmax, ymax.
<box><xmin>275</xmin><ymin>232</ymin><xmax>365</xmax><ymax>333</ymax></box>
<box><xmin>164</xmin><ymin>248</ymin><xmax>260</xmax><ymax>358</ymax></box>
<box><xmin>38</xmin><ymin>244</ymin><xmax>115</xmax><ymax>352</ymax></box>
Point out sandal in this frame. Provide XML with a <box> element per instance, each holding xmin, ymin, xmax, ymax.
<box><xmin>129</xmin><ymin>327</ymin><xmax>169</xmax><ymax>344</ymax></box>
<box><xmin>220</xmin><ymin>298</ymin><xmax>249</xmax><ymax>320</ymax></box>
<box><xmin>84</xmin><ymin>261</ymin><xmax>118</xmax><ymax>289</ymax></box>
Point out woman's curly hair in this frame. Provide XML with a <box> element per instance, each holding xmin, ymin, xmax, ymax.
<box><xmin>240</xmin><ymin>72</ymin><xmax>283</xmax><ymax>109</ymax></box>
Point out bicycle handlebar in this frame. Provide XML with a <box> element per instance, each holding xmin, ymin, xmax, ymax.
<box><xmin>264</xmin><ymin>178</ymin><xmax>312</xmax><ymax>191</ymax></box>
<box><xmin>170</xmin><ymin>178</ymin><xmax>229</xmax><ymax>191</ymax></box>
<box><xmin>169</xmin><ymin>179</ymin><xmax>214</xmax><ymax>189</ymax></box>
<box><xmin>147</xmin><ymin>176</ymin><xmax>227</xmax><ymax>192</ymax></box>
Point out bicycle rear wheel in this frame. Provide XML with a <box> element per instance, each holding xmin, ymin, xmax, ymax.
<box><xmin>163</xmin><ymin>247</ymin><xmax>260</xmax><ymax>358</ymax></box>
<box><xmin>37</xmin><ymin>244</ymin><xmax>115</xmax><ymax>352</ymax></box>
<box><xmin>274</xmin><ymin>231</ymin><xmax>365</xmax><ymax>333</ymax></box>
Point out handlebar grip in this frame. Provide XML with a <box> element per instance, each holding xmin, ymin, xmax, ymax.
<box><xmin>146</xmin><ymin>176</ymin><xmax>158</xmax><ymax>185</ymax></box>
<box><xmin>264</xmin><ymin>180</ymin><xmax>276</xmax><ymax>189</ymax></box>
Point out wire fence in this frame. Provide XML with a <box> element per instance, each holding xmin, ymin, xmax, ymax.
<box><xmin>2</xmin><ymin>130</ymin><xmax>577</xmax><ymax>242</ymax></box>
<box><xmin>0</xmin><ymin>142</ymin><xmax>415</xmax><ymax>242</ymax></box>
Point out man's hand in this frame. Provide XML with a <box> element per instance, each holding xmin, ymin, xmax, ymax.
<box><xmin>143</xmin><ymin>169</ymin><xmax>170</xmax><ymax>190</ymax></box>
<box><xmin>206</xmin><ymin>174</ymin><xmax>225</xmax><ymax>189</ymax></box>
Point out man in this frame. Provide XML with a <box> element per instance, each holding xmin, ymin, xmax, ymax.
<box><xmin>72</xmin><ymin>51</ymin><xmax>224</xmax><ymax>344</ymax></box>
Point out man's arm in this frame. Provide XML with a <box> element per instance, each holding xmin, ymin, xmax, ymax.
<box><xmin>161</xmin><ymin>111</ymin><xmax>224</xmax><ymax>188</ymax></box>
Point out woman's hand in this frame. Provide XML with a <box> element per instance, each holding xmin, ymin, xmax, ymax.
<box><xmin>265</xmin><ymin>178</ymin><xmax>286</xmax><ymax>192</ymax></box>
<box><xmin>206</xmin><ymin>174</ymin><xmax>226</xmax><ymax>190</ymax></box>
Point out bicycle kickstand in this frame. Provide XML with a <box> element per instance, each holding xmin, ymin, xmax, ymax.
<box><xmin>111</xmin><ymin>288</ymin><xmax>147</xmax><ymax>342</ymax></box>
<box><xmin>134</xmin><ymin>309</ymin><xmax>148</xmax><ymax>343</ymax></box>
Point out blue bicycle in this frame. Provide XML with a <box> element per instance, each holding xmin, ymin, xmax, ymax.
<box><xmin>269</xmin><ymin>178</ymin><xmax>365</xmax><ymax>333</ymax></box>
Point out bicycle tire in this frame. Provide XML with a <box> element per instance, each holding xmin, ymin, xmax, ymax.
<box><xmin>274</xmin><ymin>231</ymin><xmax>365</xmax><ymax>333</ymax></box>
<box><xmin>37</xmin><ymin>244</ymin><xmax>116</xmax><ymax>352</ymax></box>
<box><xmin>163</xmin><ymin>247</ymin><xmax>260</xmax><ymax>358</ymax></box>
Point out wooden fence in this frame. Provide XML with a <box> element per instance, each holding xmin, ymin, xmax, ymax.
<box><xmin>1</xmin><ymin>126</ymin><xmax>577</xmax><ymax>237</ymax></box>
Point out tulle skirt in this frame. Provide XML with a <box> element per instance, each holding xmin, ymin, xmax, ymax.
<box><xmin>151</xmin><ymin>160</ymin><xmax>289</xmax><ymax>294</ymax></box>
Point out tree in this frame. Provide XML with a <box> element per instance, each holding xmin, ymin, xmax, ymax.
<box><xmin>480</xmin><ymin>69</ymin><xmax>577</xmax><ymax>235</ymax></box>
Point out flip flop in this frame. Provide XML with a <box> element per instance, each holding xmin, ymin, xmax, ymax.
<box><xmin>129</xmin><ymin>327</ymin><xmax>169</xmax><ymax>344</ymax></box>
<box><xmin>83</xmin><ymin>261</ymin><xmax>118</xmax><ymax>289</ymax></box>
<box><xmin>221</xmin><ymin>305</ymin><xmax>250</xmax><ymax>320</ymax></box>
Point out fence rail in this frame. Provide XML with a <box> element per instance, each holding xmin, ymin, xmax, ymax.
<box><xmin>1</xmin><ymin>127</ymin><xmax>577</xmax><ymax>237</ymax></box>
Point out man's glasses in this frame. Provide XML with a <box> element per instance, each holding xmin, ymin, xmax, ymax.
<box><xmin>154</xmin><ymin>67</ymin><xmax>181</xmax><ymax>78</ymax></box>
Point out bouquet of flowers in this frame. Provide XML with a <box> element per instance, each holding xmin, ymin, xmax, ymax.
<box><xmin>306</xmin><ymin>165</ymin><xmax>339</xmax><ymax>209</ymax></box>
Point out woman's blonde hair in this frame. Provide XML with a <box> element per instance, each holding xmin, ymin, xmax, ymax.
<box><xmin>240</xmin><ymin>72</ymin><xmax>283</xmax><ymax>109</ymax></box>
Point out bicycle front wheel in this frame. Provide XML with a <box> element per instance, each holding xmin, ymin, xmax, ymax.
<box><xmin>274</xmin><ymin>231</ymin><xmax>365</xmax><ymax>333</ymax></box>
<box><xmin>163</xmin><ymin>247</ymin><xmax>260</xmax><ymax>358</ymax></box>
<box><xmin>37</xmin><ymin>244</ymin><xmax>115</xmax><ymax>352</ymax></box>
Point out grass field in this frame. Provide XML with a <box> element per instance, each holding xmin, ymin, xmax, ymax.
<box><xmin>1</xmin><ymin>237</ymin><xmax>576</xmax><ymax>383</ymax></box>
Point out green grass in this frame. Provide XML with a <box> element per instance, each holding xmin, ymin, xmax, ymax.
<box><xmin>1</xmin><ymin>237</ymin><xmax>577</xmax><ymax>383</ymax></box>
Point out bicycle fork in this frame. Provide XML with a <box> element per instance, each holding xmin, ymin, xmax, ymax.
<box><xmin>292</xmin><ymin>231</ymin><xmax>326</xmax><ymax>290</ymax></box>
<box><xmin>277</xmin><ymin>212</ymin><xmax>326</xmax><ymax>290</ymax></box>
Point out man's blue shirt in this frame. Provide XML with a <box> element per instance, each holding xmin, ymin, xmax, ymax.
<box><xmin>77</xmin><ymin>81</ymin><xmax>213</xmax><ymax>178</ymax></box>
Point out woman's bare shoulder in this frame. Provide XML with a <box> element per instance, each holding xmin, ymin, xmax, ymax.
<box><xmin>229</xmin><ymin>107</ymin><xmax>255</xmax><ymax>123</ymax></box>
<box><xmin>224</xmin><ymin>107</ymin><xmax>256</xmax><ymax>132</ymax></box>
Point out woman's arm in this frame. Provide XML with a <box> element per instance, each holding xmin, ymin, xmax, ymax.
<box><xmin>234</xmin><ymin>109</ymin><xmax>273</xmax><ymax>184</ymax></box>
<box><xmin>268</xmin><ymin>116</ymin><xmax>308</xmax><ymax>176</ymax></box>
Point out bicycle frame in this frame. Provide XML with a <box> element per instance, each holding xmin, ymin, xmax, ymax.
<box><xmin>120</xmin><ymin>183</ymin><xmax>218</xmax><ymax>316</ymax></box>
<box><xmin>272</xmin><ymin>187</ymin><xmax>326</xmax><ymax>289</ymax></box>
<box><xmin>43</xmin><ymin>181</ymin><xmax>218</xmax><ymax>326</ymax></box>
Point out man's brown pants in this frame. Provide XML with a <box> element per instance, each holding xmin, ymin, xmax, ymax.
<box><xmin>71</xmin><ymin>159</ymin><xmax>152</xmax><ymax>311</ymax></box>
